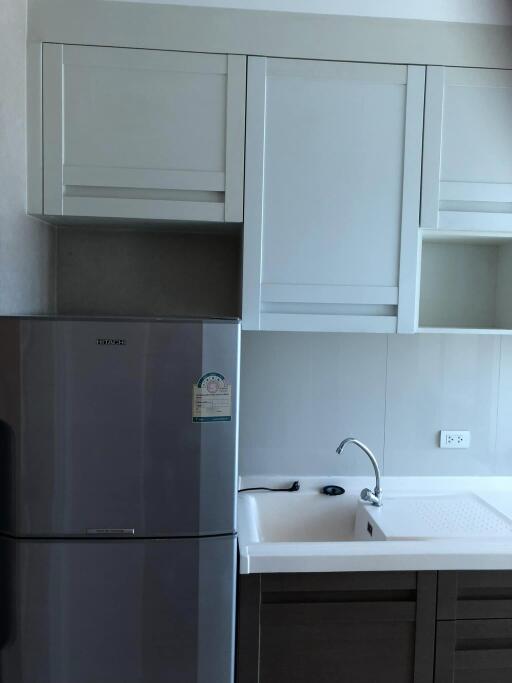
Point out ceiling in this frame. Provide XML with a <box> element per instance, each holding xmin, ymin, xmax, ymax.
<box><xmin>107</xmin><ymin>0</ymin><xmax>512</xmax><ymax>25</ymax></box>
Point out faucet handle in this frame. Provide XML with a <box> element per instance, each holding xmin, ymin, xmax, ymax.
<box><xmin>360</xmin><ymin>488</ymin><xmax>382</xmax><ymax>507</ymax></box>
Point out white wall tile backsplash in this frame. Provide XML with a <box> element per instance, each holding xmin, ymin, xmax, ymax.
<box><xmin>239</xmin><ymin>332</ymin><xmax>512</xmax><ymax>476</ymax></box>
<box><xmin>240</xmin><ymin>333</ymin><xmax>387</xmax><ymax>476</ymax></box>
<box><xmin>385</xmin><ymin>335</ymin><xmax>500</xmax><ymax>476</ymax></box>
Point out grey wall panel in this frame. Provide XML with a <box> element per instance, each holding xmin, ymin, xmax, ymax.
<box><xmin>56</xmin><ymin>228</ymin><xmax>241</xmax><ymax>318</ymax></box>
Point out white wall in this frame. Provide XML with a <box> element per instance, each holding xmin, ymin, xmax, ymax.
<box><xmin>108</xmin><ymin>0</ymin><xmax>512</xmax><ymax>26</ymax></box>
<box><xmin>0</xmin><ymin>0</ymin><xmax>55</xmax><ymax>314</ymax></box>
<box><xmin>239</xmin><ymin>333</ymin><xmax>512</xmax><ymax>477</ymax></box>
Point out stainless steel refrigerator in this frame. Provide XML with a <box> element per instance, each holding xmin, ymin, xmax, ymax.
<box><xmin>0</xmin><ymin>316</ymin><xmax>240</xmax><ymax>683</ymax></box>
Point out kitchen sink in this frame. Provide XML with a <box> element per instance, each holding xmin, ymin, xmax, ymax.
<box><xmin>238</xmin><ymin>490</ymin><xmax>360</xmax><ymax>543</ymax></box>
<box><xmin>237</xmin><ymin>479</ymin><xmax>512</xmax><ymax>574</ymax></box>
<box><xmin>238</xmin><ymin>489</ymin><xmax>512</xmax><ymax>546</ymax></box>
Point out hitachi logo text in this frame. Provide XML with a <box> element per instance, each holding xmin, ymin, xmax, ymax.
<box><xmin>96</xmin><ymin>338</ymin><xmax>127</xmax><ymax>346</ymax></box>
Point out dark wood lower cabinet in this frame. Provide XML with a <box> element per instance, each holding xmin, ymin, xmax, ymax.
<box><xmin>237</xmin><ymin>571</ymin><xmax>437</xmax><ymax>683</ymax></box>
<box><xmin>237</xmin><ymin>570</ymin><xmax>512</xmax><ymax>683</ymax></box>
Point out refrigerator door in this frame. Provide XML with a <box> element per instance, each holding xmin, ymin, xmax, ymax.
<box><xmin>0</xmin><ymin>318</ymin><xmax>239</xmax><ymax>537</ymax></box>
<box><xmin>0</xmin><ymin>535</ymin><xmax>236</xmax><ymax>683</ymax></box>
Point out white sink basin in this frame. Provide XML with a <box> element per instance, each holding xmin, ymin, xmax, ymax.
<box><xmin>238</xmin><ymin>491</ymin><xmax>360</xmax><ymax>543</ymax></box>
<box><xmin>238</xmin><ymin>489</ymin><xmax>512</xmax><ymax>545</ymax></box>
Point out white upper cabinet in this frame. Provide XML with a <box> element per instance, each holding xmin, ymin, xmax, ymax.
<box><xmin>41</xmin><ymin>45</ymin><xmax>246</xmax><ymax>222</ymax></box>
<box><xmin>421</xmin><ymin>66</ymin><xmax>512</xmax><ymax>233</ymax></box>
<box><xmin>243</xmin><ymin>57</ymin><xmax>425</xmax><ymax>332</ymax></box>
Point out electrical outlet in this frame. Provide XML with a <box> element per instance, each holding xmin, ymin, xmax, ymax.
<box><xmin>440</xmin><ymin>430</ymin><xmax>471</xmax><ymax>449</ymax></box>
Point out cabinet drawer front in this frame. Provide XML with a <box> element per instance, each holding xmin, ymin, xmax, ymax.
<box><xmin>262</xmin><ymin>600</ymin><xmax>417</xmax><ymax>623</ymax></box>
<box><xmin>42</xmin><ymin>44</ymin><xmax>246</xmax><ymax>222</ymax></box>
<box><xmin>261</xmin><ymin>570</ymin><xmax>418</xmax><ymax>595</ymax></box>
<box><xmin>436</xmin><ymin>620</ymin><xmax>512</xmax><ymax>683</ymax></box>
<box><xmin>438</xmin><ymin>571</ymin><xmax>512</xmax><ymax>620</ymax></box>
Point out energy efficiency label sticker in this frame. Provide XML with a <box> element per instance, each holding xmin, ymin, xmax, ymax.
<box><xmin>192</xmin><ymin>372</ymin><xmax>232</xmax><ymax>423</ymax></box>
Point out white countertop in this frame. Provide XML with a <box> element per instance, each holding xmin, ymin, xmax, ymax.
<box><xmin>237</xmin><ymin>476</ymin><xmax>512</xmax><ymax>574</ymax></box>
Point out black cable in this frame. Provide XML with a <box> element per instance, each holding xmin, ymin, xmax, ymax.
<box><xmin>239</xmin><ymin>480</ymin><xmax>300</xmax><ymax>493</ymax></box>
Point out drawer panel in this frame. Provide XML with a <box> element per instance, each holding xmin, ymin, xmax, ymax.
<box><xmin>438</xmin><ymin>572</ymin><xmax>512</xmax><ymax>620</ymax></box>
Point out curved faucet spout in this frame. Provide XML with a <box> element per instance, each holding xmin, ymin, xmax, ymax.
<box><xmin>336</xmin><ymin>437</ymin><xmax>382</xmax><ymax>506</ymax></box>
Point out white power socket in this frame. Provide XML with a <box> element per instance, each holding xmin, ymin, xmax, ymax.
<box><xmin>440</xmin><ymin>430</ymin><xmax>471</xmax><ymax>449</ymax></box>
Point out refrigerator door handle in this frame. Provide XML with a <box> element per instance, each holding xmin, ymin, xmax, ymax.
<box><xmin>86</xmin><ymin>529</ymin><xmax>135</xmax><ymax>536</ymax></box>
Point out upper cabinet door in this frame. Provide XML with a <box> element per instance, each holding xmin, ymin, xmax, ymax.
<box><xmin>422</xmin><ymin>66</ymin><xmax>512</xmax><ymax>233</ymax></box>
<box><xmin>42</xmin><ymin>45</ymin><xmax>246</xmax><ymax>222</ymax></box>
<box><xmin>243</xmin><ymin>57</ymin><xmax>425</xmax><ymax>332</ymax></box>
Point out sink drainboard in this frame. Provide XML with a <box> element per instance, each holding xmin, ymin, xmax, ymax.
<box><xmin>364</xmin><ymin>493</ymin><xmax>512</xmax><ymax>539</ymax></box>
<box><xmin>411</xmin><ymin>495</ymin><xmax>512</xmax><ymax>537</ymax></box>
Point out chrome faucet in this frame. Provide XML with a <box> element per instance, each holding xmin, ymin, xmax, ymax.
<box><xmin>336</xmin><ymin>438</ymin><xmax>382</xmax><ymax>506</ymax></box>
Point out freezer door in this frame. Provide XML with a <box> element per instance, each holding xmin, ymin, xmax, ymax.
<box><xmin>0</xmin><ymin>318</ymin><xmax>239</xmax><ymax>537</ymax></box>
<box><xmin>0</xmin><ymin>535</ymin><xmax>236</xmax><ymax>683</ymax></box>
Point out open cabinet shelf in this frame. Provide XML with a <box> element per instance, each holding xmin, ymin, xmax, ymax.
<box><xmin>418</xmin><ymin>232</ymin><xmax>512</xmax><ymax>334</ymax></box>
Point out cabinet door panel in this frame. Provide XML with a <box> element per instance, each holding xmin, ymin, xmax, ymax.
<box><xmin>260</xmin><ymin>604</ymin><xmax>416</xmax><ymax>683</ymax></box>
<box><xmin>421</xmin><ymin>66</ymin><xmax>512</xmax><ymax>232</ymax></box>
<box><xmin>237</xmin><ymin>572</ymin><xmax>437</xmax><ymax>683</ymax></box>
<box><xmin>243</xmin><ymin>57</ymin><xmax>424</xmax><ymax>332</ymax></box>
<box><xmin>42</xmin><ymin>44</ymin><xmax>246</xmax><ymax>222</ymax></box>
